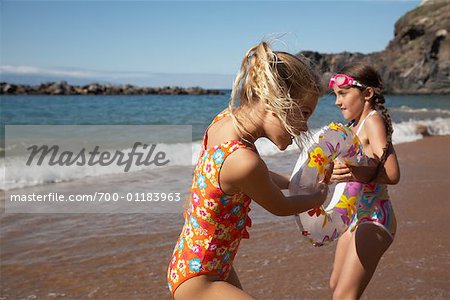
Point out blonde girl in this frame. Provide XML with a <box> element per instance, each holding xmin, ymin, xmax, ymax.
<box><xmin>167</xmin><ymin>41</ymin><xmax>329</xmax><ymax>299</ymax></box>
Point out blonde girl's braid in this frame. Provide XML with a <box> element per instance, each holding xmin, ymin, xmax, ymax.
<box><xmin>228</xmin><ymin>41</ymin><xmax>322</xmax><ymax>145</ymax></box>
<box><xmin>228</xmin><ymin>43</ymin><xmax>267</xmax><ymax>143</ymax></box>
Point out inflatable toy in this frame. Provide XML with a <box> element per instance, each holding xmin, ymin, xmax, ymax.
<box><xmin>289</xmin><ymin>122</ymin><xmax>368</xmax><ymax>247</ymax></box>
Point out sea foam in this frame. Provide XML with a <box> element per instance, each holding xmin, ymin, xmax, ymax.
<box><xmin>1</xmin><ymin>117</ymin><xmax>449</xmax><ymax>190</ymax></box>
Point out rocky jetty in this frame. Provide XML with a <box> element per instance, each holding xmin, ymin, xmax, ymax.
<box><xmin>299</xmin><ymin>0</ymin><xmax>450</xmax><ymax>94</ymax></box>
<box><xmin>0</xmin><ymin>82</ymin><xmax>224</xmax><ymax>96</ymax></box>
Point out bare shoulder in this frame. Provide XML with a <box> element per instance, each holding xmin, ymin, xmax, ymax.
<box><xmin>219</xmin><ymin>148</ymin><xmax>267</xmax><ymax>193</ymax></box>
<box><xmin>222</xmin><ymin>148</ymin><xmax>264</xmax><ymax>180</ymax></box>
<box><xmin>364</xmin><ymin>112</ymin><xmax>390</xmax><ymax>156</ymax></box>
<box><xmin>365</xmin><ymin>112</ymin><xmax>386</xmax><ymax>132</ymax></box>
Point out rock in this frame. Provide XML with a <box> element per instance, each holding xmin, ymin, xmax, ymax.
<box><xmin>74</xmin><ymin>87</ymin><xmax>87</xmax><ymax>95</ymax></box>
<box><xmin>420</xmin><ymin>0</ymin><xmax>449</xmax><ymax>6</ymax></box>
<box><xmin>41</xmin><ymin>81</ymin><xmax>74</xmax><ymax>95</ymax></box>
<box><xmin>299</xmin><ymin>2</ymin><xmax>450</xmax><ymax>94</ymax></box>
<box><xmin>15</xmin><ymin>85</ymin><xmax>28</xmax><ymax>94</ymax></box>
<box><xmin>0</xmin><ymin>82</ymin><xmax>224</xmax><ymax>95</ymax></box>
<box><xmin>86</xmin><ymin>83</ymin><xmax>104</xmax><ymax>94</ymax></box>
<box><xmin>2</xmin><ymin>83</ymin><xmax>17</xmax><ymax>94</ymax></box>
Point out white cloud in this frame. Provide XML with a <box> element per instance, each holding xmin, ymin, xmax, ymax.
<box><xmin>0</xmin><ymin>65</ymin><xmax>100</xmax><ymax>78</ymax></box>
<box><xmin>0</xmin><ymin>65</ymin><xmax>153</xmax><ymax>79</ymax></box>
<box><xmin>0</xmin><ymin>65</ymin><xmax>233</xmax><ymax>89</ymax></box>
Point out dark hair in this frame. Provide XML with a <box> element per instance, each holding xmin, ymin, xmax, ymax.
<box><xmin>340</xmin><ymin>64</ymin><xmax>393</xmax><ymax>174</ymax></box>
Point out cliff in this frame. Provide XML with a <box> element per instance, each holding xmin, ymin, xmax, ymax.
<box><xmin>300</xmin><ymin>1</ymin><xmax>450</xmax><ymax>94</ymax></box>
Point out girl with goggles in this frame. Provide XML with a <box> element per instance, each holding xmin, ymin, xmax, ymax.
<box><xmin>327</xmin><ymin>65</ymin><xmax>400</xmax><ymax>299</ymax></box>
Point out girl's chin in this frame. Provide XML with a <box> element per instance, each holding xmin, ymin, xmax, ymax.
<box><xmin>342</xmin><ymin>113</ymin><xmax>354</xmax><ymax>121</ymax></box>
<box><xmin>278</xmin><ymin>140</ymin><xmax>292</xmax><ymax>151</ymax></box>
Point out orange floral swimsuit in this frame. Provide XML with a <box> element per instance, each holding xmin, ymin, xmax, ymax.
<box><xmin>167</xmin><ymin>109</ymin><xmax>257</xmax><ymax>296</ymax></box>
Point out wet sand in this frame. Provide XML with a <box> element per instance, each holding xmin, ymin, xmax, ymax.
<box><xmin>1</xmin><ymin>136</ymin><xmax>449</xmax><ymax>299</ymax></box>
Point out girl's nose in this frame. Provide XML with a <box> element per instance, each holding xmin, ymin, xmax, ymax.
<box><xmin>335</xmin><ymin>97</ymin><xmax>341</xmax><ymax>107</ymax></box>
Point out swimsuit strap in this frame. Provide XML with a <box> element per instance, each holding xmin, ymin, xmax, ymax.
<box><xmin>355</xmin><ymin>110</ymin><xmax>378</xmax><ymax>136</ymax></box>
<box><xmin>202</xmin><ymin>109</ymin><xmax>257</xmax><ymax>152</ymax></box>
<box><xmin>209</xmin><ymin>109</ymin><xmax>231</xmax><ymax>131</ymax></box>
<box><xmin>201</xmin><ymin>109</ymin><xmax>229</xmax><ymax>148</ymax></box>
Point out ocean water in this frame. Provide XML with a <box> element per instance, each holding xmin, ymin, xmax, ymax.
<box><xmin>1</xmin><ymin>93</ymin><xmax>449</xmax><ymax>299</ymax></box>
<box><xmin>2</xmin><ymin>93</ymin><xmax>449</xmax><ymax>140</ymax></box>
<box><xmin>0</xmin><ymin>92</ymin><xmax>449</xmax><ymax>191</ymax></box>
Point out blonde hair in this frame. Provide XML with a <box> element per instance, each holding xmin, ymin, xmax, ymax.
<box><xmin>228</xmin><ymin>41</ymin><xmax>322</xmax><ymax>146</ymax></box>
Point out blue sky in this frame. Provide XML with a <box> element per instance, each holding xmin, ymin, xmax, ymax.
<box><xmin>1</xmin><ymin>0</ymin><xmax>420</xmax><ymax>88</ymax></box>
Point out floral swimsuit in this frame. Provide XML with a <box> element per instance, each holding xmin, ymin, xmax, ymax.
<box><xmin>348</xmin><ymin>110</ymin><xmax>397</xmax><ymax>239</ymax></box>
<box><xmin>167</xmin><ymin>109</ymin><xmax>257</xmax><ymax>296</ymax></box>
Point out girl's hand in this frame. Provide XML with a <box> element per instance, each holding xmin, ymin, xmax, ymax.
<box><xmin>320</xmin><ymin>162</ymin><xmax>334</xmax><ymax>185</ymax></box>
<box><xmin>330</xmin><ymin>159</ymin><xmax>380</xmax><ymax>183</ymax></box>
<box><xmin>330</xmin><ymin>161</ymin><xmax>355</xmax><ymax>182</ymax></box>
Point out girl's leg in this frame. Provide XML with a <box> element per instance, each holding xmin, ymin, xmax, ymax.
<box><xmin>174</xmin><ymin>274</ymin><xmax>254</xmax><ymax>300</ymax></box>
<box><xmin>330</xmin><ymin>228</ymin><xmax>353</xmax><ymax>291</ymax></box>
<box><xmin>332</xmin><ymin>223</ymin><xmax>393</xmax><ymax>300</ymax></box>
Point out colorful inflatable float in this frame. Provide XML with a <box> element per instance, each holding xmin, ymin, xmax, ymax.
<box><xmin>289</xmin><ymin>122</ymin><xmax>368</xmax><ymax>247</ymax></box>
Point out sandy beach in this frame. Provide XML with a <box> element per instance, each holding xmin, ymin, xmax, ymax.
<box><xmin>1</xmin><ymin>135</ymin><xmax>449</xmax><ymax>299</ymax></box>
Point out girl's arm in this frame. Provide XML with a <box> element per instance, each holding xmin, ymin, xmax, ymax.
<box><xmin>331</xmin><ymin>116</ymin><xmax>400</xmax><ymax>185</ymax></box>
<box><xmin>364</xmin><ymin>115</ymin><xmax>400</xmax><ymax>184</ymax></box>
<box><xmin>368</xmin><ymin>144</ymin><xmax>400</xmax><ymax>184</ymax></box>
<box><xmin>221</xmin><ymin>149</ymin><xmax>328</xmax><ymax>216</ymax></box>
<box><xmin>269</xmin><ymin>170</ymin><xmax>290</xmax><ymax>190</ymax></box>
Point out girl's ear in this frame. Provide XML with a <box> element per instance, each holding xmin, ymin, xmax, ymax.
<box><xmin>363</xmin><ymin>87</ymin><xmax>375</xmax><ymax>101</ymax></box>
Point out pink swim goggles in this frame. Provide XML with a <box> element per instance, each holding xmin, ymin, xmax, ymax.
<box><xmin>329</xmin><ymin>74</ymin><xmax>364</xmax><ymax>88</ymax></box>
